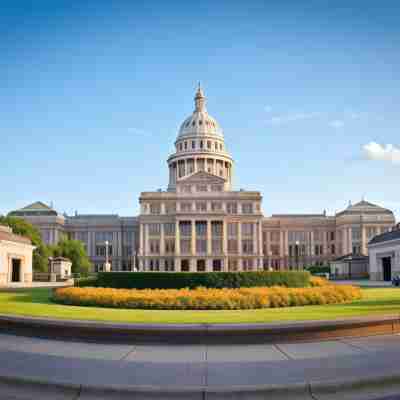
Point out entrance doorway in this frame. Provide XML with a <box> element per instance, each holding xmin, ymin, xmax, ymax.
<box><xmin>11</xmin><ymin>259</ymin><xmax>21</xmax><ymax>282</ymax></box>
<box><xmin>382</xmin><ymin>257</ymin><xmax>392</xmax><ymax>281</ymax></box>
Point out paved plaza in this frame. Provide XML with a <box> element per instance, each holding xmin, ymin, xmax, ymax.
<box><xmin>1</xmin><ymin>332</ymin><xmax>400</xmax><ymax>399</ymax></box>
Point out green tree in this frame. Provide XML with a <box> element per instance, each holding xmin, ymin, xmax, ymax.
<box><xmin>0</xmin><ymin>216</ymin><xmax>49</xmax><ymax>272</ymax></box>
<box><xmin>50</xmin><ymin>236</ymin><xmax>91</xmax><ymax>276</ymax></box>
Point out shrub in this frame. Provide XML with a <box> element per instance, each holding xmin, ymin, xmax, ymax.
<box><xmin>310</xmin><ymin>276</ymin><xmax>329</xmax><ymax>287</ymax></box>
<box><xmin>305</xmin><ymin>265</ymin><xmax>331</xmax><ymax>275</ymax></box>
<box><xmin>93</xmin><ymin>271</ymin><xmax>311</xmax><ymax>290</ymax></box>
<box><xmin>53</xmin><ymin>285</ymin><xmax>362</xmax><ymax>310</ymax></box>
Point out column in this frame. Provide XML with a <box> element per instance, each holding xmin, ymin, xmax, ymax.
<box><xmin>348</xmin><ymin>227</ymin><xmax>352</xmax><ymax>254</ymax></box>
<box><xmin>207</xmin><ymin>220</ymin><xmax>212</xmax><ymax>255</ymax></box>
<box><xmin>223</xmin><ymin>220</ymin><xmax>228</xmax><ymax>255</ymax></box>
<box><xmin>279</xmin><ymin>231</ymin><xmax>284</xmax><ymax>264</ymax></box>
<box><xmin>253</xmin><ymin>222</ymin><xmax>257</xmax><ymax>256</ymax></box>
<box><xmin>238</xmin><ymin>222</ymin><xmax>242</xmax><ymax>256</ymax></box>
<box><xmin>145</xmin><ymin>224</ymin><xmax>149</xmax><ymax>255</ymax></box>
<box><xmin>175</xmin><ymin>221</ymin><xmax>180</xmax><ymax>256</ymax></box>
<box><xmin>160</xmin><ymin>223</ymin><xmax>165</xmax><ymax>256</ymax></box>
<box><xmin>258</xmin><ymin>222</ymin><xmax>263</xmax><ymax>256</ymax></box>
<box><xmin>194</xmin><ymin>158</ymin><xmax>197</xmax><ymax>174</ymax></box>
<box><xmin>213</xmin><ymin>159</ymin><xmax>216</xmax><ymax>175</ymax></box>
<box><xmin>323</xmin><ymin>230</ymin><xmax>328</xmax><ymax>260</ymax></box>
<box><xmin>191</xmin><ymin>220</ymin><xmax>196</xmax><ymax>255</ymax></box>
<box><xmin>184</xmin><ymin>159</ymin><xmax>187</xmax><ymax>177</ymax></box>
<box><xmin>361</xmin><ymin>226</ymin><xmax>367</xmax><ymax>255</ymax></box>
<box><xmin>139</xmin><ymin>224</ymin><xmax>144</xmax><ymax>256</ymax></box>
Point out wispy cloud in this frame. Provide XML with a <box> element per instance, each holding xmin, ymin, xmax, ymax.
<box><xmin>362</xmin><ymin>142</ymin><xmax>400</xmax><ymax>164</ymax></box>
<box><xmin>329</xmin><ymin>120</ymin><xmax>345</xmax><ymax>129</ymax></box>
<box><xmin>266</xmin><ymin>112</ymin><xmax>322</xmax><ymax>125</ymax></box>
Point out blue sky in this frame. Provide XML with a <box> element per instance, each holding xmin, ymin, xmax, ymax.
<box><xmin>1</xmin><ymin>0</ymin><xmax>399</xmax><ymax>218</ymax></box>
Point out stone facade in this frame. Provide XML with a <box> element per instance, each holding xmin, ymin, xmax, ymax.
<box><xmin>8</xmin><ymin>87</ymin><xmax>397</xmax><ymax>272</ymax></box>
<box><xmin>0</xmin><ymin>225</ymin><xmax>35</xmax><ymax>285</ymax></box>
<box><xmin>369</xmin><ymin>228</ymin><xmax>400</xmax><ymax>281</ymax></box>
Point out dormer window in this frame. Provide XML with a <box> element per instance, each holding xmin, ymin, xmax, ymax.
<box><xmin>179</xmin><ymin>143</ymin><xmax>183</xmax><ymax>151</ymax></box>
<box><xmin>184</xmin><ymin>141</ymin><xmax>187</xmax><ymax>150</ymax></box>
<box><xmin>192</xmin><ymin>141</ymin><xmax>195</xmax><ymax>149</ymax></box>
<box><xmin>192</xmin><ymin>121</ymin><xmax>195</xmax><ymax>126</ymax></box>
<box><xmin>207</xmin><ymin>141</ymin><xmax>211</xmax><ymax>149</ymax></box>
<box><xmin>200</xmin><ymin>141</ymin><xmax>203</xmax><ymax>149</ymax></box>
<box><xmin>199</xmin><ymin>120</ymin><xmax>202</xmax><ymax>125</ymax></box>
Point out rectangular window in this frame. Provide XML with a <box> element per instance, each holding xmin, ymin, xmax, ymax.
<box><xmin>228</xmin><ymin>223</ymin><xmax>238</xmax><ymax>237</ymax></box>
<box><xmin>196</xmin><ymin>202</ymin><xmax>207</xmax><ymax>212</ymax></box>
<box><xmin>150</xmin><ymin>203</ymin><xmax>161</xmax><ymax>214</ymax></box>
<box><xmin>352</xmin><ymin>228</ymin><xmax>361</xmax><ymax>241</ymax></box>
<box><xmin>242</xmin><ymin>239</ymin><xmax>253</xmax><ymax>254</ymax></box>
<box><xmin>196</xmin><ymin>239</ymin><xmax>207</xmax><ymax>253</ymax></box>
<box><xmin>165</xmin><ymin>239</ymin><xmax>175</xmax><ymax>254</ymax></box>
<box><xmin>197</xmin><ymin>259</ymin><xmax>206</xmax><ymax>272</ymax></box>
<box><xmin>179</xmin><ymin>221</ymin><xmax>191</xmax><ymax>236</ymax></box>
<box><xmin>164</xmin><ymin>223</ymin><xmax>175</xmax><ymax>236</ymax></box>
<box><xmin>211</xmin><ymin>221</ymin><xmax>223</xmax><ymax>236</ymax></box>
<box><xmin>228</xmin><ymin>259</ymin><xmax>238</xmax><ymax>272</ymax></box>
<box><xmin>196</xmin><ymin>221</ymin><xmax>207</xmax><ymax>236</ymax></box>
<box><xmin>242</xmin><ymin>203</ymin><xmax>253</xmax><ymax>214</ymax></box>
<box><xmin>211</xmin><ymin>184</ymin><xmax>223</xmax><ymax>192</ymax></box>
<box><xmin>148</xmin><ymin>223</ymin><xmax>161</xmax><ymax>235</ymax></box>
<box><xmin>212</xmin><ymin>239</ymin><xmax>222</xmax><ymax>254</ymax></box>
<box><xmin>271</xmin><ymin>244</ymin><xmax>280</xmax><ymax>256</ymax></box>
<box><xmin>226</xmin><ymin>202</ymin><xmax>238</xmax><ymax>214</ymax></box>
<box><xmin>242</xmin><ymin>223</ymin><xmax>254</xmax><ymax>236</ymax></box>
<box><xmin>149</xmin><ymin>240</ymin><xmax>160</xmax><ymax>254</ymax></box>
<box><xmin>180</xmin><ymin>240</ymin><xmax>191</xmax><ymax>254</ymax></box>
<box><xmin>180</xmin><ymin>202</ymin><xmax>192</xmax><ymax>212</ymax></box>
<box><xmin>211</xmin><ymin>202</ymin><xmax>222</xmax><ymax>211</ymax></box>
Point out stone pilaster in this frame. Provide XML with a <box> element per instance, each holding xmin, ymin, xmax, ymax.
<box><xmin>175</xmin><ymin>221</ymin><xmax>180</xmax><ymax>256</ymax></box>
<box><xmin>191</xmin><ymin>219</ymin><xmax>196</xmax><ymax>255</ymax></box>
<box><xmin>207</xmin><ymin>220</ymin><xmax>212</xmax><ymax>255</ymax></box>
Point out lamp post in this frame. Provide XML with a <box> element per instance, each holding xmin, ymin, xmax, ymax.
<box><xmin>295</xmin><ymin>241</ymin><xmax>300</xmax><ymax>270</ymax></box>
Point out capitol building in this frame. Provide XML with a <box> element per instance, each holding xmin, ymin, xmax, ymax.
<box><xmin>9</xmin><ymin>87</ymin><xmax>396</xmax><ymax>272</ymax></box>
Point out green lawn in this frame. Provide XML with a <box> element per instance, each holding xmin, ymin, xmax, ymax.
<box><xmin>0</xmin><ymin>287</ymin><xmax>399</xmax><ymax>324</ymax></box>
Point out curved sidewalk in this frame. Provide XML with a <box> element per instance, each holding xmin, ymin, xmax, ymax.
<box><xmin>1</xmin><ymin>313</ymin><xmax>400</xmax><ymax>344</ymax></box>
<box><xmin>2</xmin><ymin>332</ymin><xmax>400</xmax><ymax>399</ymax></box>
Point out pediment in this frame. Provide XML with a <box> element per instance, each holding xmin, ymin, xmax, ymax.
<box><xmin>179</xmin><ymin>171</ymin><xmax>226</xmax><ymax>184</ymax></box>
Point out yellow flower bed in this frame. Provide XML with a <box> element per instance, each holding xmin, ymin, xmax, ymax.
<box><xmin>53</xmin><ymin>284</ymin><xmax>362</xmax><ymax>310</ymax></box>
<box><xmin>310</xmin><ymin>276</ymin><xmax>330</xmax><ymax>287</ymax></box>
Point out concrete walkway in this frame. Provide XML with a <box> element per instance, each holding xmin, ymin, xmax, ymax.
<box><xmin>2</xmin><ymin>332</ymin><xmax>400</xmax><ymax>399</ymax></box>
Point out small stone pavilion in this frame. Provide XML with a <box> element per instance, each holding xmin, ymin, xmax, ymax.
<box><xmin>0</xmin><ymin>225</ymin><xmax>35</xmax><ymax>286</ymax></box>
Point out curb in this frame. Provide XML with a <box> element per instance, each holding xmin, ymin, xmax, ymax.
<box><xmin>1</xmin><ymin>373</ymin><xmax>400</xmax><ymax>400</ymax></box>
<box><xmin>0</xmin><ymin>313</ymin><xmax>399</xmax><ymax>344</ymax></box>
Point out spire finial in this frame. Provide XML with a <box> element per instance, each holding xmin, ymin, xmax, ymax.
<box><xmin>194</xmin><ymin>82</ymin><xmax>206</xmax><ymax>111</ymax></box>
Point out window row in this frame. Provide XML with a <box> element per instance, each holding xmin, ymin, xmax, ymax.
<box><xmin>145</xmin><ymin>201</ymin><xmax>257</xmax><ymax>214</ymax></box>
<box><xmin>177</xmin><ymin>139</ymin><xmax>223</xmax><ymax>152</ymax></box>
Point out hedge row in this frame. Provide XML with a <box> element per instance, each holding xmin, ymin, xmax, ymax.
<box><xmin>53</xmin><ymin>285</ymin><xmax>361</xmax><ymax>310</ymax></box>
<box><xmin>85</xmin><ymin>271</ymin><xmax>311</xmax><ymax>289</ymax></box>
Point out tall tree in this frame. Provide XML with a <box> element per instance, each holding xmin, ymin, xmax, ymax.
<box><xmin>0</xmin><ymin>216</ymin><xmax>49</xmax><ymax>272</ymax></box>
<box><xmin>50</xmin><ymin>236</ymin><xmax>91</xmax><ymax>276</ymax></box>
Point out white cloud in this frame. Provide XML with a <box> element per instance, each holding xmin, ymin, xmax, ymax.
<box><xmin>363</xmin><ymin>142</ymin><xmax>400</xmax><ymax>164</ymax></box>
<box><xmin>266</xmin><ymin>112</ymin><xmax>321</xmax><ymax>125</ymax></box>
<box><xmin>329</xmin><ymin>120</ymin><xmax>344</xmax><ymax>129</ymax></box>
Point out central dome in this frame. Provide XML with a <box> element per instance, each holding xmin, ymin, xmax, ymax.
<box><xmin>177</xmin><ymin>85</ymin><xmax>224</xmax><ymax>140</ymax></box>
